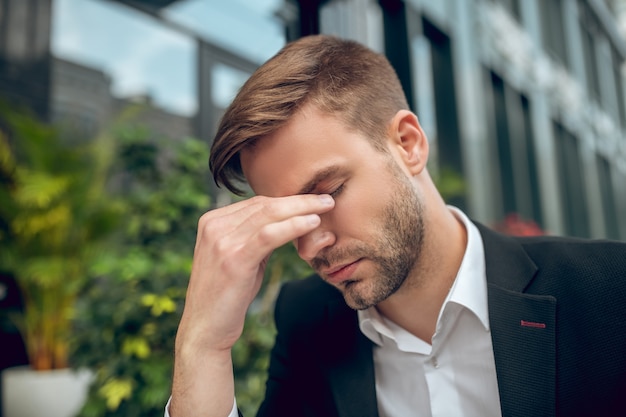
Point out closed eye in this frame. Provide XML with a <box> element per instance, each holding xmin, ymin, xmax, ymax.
<box><xmin>329</xmin><ymin>184</ymin><xmax>345</xmax><ymax>198</ymax></box>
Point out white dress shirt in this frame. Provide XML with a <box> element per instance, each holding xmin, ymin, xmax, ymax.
<box><xmin>358</xmin><ymin>207</ymin><xmax>501</xmax><ymax>416</ymax></box>
<box><xmin>165</xmin><ymin>208</ymin><xmax>501</xmax><ymax>417</ymax></box>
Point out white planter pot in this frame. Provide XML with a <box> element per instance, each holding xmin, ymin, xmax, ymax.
<box><xmin>1</xmin><ymin>366</ymin><xmax>92</xmax><ymax>417</ymax></box>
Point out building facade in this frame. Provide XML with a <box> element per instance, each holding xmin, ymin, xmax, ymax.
<box><xmin>311</xmin><ymin>0</ymin><xmax>626</xmax><ymax>239</ymax></box>
<box><xmin>51</xmin><ymin>57</ymin><xmax>113</xmax><ymax>140</ymax></box>
<box><xmin>2</xmin><ymin>0</ymin><xmax>624</xmax><ymax>240</ymax></box>
<box><xmin>0</xmin><ymin>0</ymin><xmax>53</xmax><ymax>121</ymax></box>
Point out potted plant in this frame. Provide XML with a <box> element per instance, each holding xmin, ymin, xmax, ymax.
<box><xmin>0</xmin><ymin>103</ymin><xmax>117</xmax><ymax>417</ymax></box>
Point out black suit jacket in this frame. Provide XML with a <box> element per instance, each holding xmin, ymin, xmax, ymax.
<box><xmin>253</xmin><ymin>224</ymin><xmax>626</xmax><ymax>417</ymax></box>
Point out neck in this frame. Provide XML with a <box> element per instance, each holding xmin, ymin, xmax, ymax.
<box><xmin>376</xmin><ymin>206</ymin><xmax>467</xmax><ymax>343</ymax></box>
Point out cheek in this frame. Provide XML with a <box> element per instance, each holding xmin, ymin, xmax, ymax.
<box><xmin>331</xmin><ymin>186</ymin><xmax>388</xmax><ymax>237</ymax></box>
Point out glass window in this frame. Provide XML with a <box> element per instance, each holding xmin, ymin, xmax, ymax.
<box><xmin>165</xmin><ymin>0</ymin><xmax>286</xmax><ymax>64</ymax></box>
<box><xmin>486</xmin><ymin>70</ymin><xmax>543</xmax><ymax>227</ymax></box>
<box><xmin>51</xmin><ymin>0</ymin><xmax>196</xmax><ymax>127</ymax></box>
<box><xmin>490</xmin><ymin>71</ymin><xmax>517</xmax><ymax>217</ymax></box>
<box><xmin>553</xmin><ymin>121</ymin><xmax>589</xmax><ymax>238</ymax></box>
<box><xmin>51</xmin><ymin>0</ymin><xmax>287</xmax><ymax>138</ymax></box>
<box><xmin>521</xmin><ymin>96</ymin><xmax>543</xmax><ymax>227</ymax></box>
<box><xmin>539</xmin><ymin>0</ymin><xmax>568</xmax><ymax>68</ymax></box>
<box><xmin>211</xmin><ymin>63</ymin><xmax>252</xmax><ymax>111</ymax></box>
<box><xmin>579</xmin><ymin>2</ymin><xmax>602</xmax><ymax>104</ymax></box>
<box><xmin>490</xmin><ymin>0</ymin><xmax>521</xmax><ymax>22</ymax></box>
<box><xmin>612</xmin><ymin>47</ymin><xmax>626</xmax><ymax>129</ymax></box>
<box><xmin>596</xmin><ymin>155</ymin><xmax>619</xmax><ymax>240</ymax></box>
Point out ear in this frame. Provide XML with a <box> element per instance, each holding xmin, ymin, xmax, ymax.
<box><xmin>386</xmin><ymin>110</ymin><xmax>429</xmax><ymax>175</ymax></box>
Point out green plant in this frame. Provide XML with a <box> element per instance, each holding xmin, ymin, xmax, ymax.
<box><xmin>0</xmin><ymin>102</ymin><xmax>118</xmax><ymax>371</ymax></box>
<box><xmin>70</xmin><ymin>126</ymin><xmax>210</xmax><ymax>416</ymax></box>
<box><xmin>69</xmin><ymin>116</ymin><xmax>314</xmax><ymax>415</ymax></box>
<box><xmin>432</xmin><ymin>165</ymin><xmax>466</xmax><ymax>203</ymax></box>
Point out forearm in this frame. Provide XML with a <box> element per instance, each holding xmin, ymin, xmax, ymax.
<box><xmin>170</xmin><ymin>347</ymin><xmax>235</xmax><ymax>417</ymax></box>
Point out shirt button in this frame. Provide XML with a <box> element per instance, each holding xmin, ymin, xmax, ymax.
<box><xmin>432</xmin><ymin>357</ymin><xmax>439</xmax><ymax>368</ymax></box>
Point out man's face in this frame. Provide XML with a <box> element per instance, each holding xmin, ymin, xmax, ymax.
<box><xmin>241</xmin><ymin>106</ymin><xmax>426</xmax><ymax>310</ymax></box>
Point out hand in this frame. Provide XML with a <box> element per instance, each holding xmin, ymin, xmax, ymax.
<box><xmin>176</xmin><ymin>193</ymin><xmax>335</xmax><ymax>354</ymax></box>
<box><xmin>170</xmin><ymin>193</ymin><xmax>334</xmax><ymax>417</ymax></box>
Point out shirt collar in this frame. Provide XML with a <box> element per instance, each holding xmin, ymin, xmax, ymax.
<box><xmin>358</xmin><ymin>206</ymin><xmax>490</xmax><ymax>346</ymax></box>
<box><xmin>446</xmin><ymin>206</ymin><xmax>490</xmax><ymax>331</ymax></box>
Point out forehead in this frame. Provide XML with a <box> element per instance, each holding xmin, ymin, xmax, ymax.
<box><xmin>240</xmin><ymin>106</ymin><xmax>380</xmax><ymax>197</ymax></box>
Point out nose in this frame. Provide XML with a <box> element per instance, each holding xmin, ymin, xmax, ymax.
<box><xmin>295</xmin><ymin>226</ymin><xmax>336</xmax><ymax>262</ymax></box>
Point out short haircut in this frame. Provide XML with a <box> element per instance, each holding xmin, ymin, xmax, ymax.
<box><xmin>209</xmin><ymin>34</ymin><xmax>410</xmax><ymax>195</ymax></box>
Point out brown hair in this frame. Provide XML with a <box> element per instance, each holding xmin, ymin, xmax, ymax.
<box><xmin>210</xmin><ymin>34</ymin><xmax>410</xmax><ymax>195</ymax></box>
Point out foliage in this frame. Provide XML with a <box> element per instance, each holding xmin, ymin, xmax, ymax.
<box><xmin>69</xmin><ymin>109</ymin><xmax>313</xmax><ymax>415</ymax></box>
<box><xmin>70</xmin><ymin>125</ymin><xmax>209</xmax><ymax>416</ymax></box>
<box><xmin>0</xmin><ymin>102</ymin><xmax>118</xmax><ymax>370</ymax></box>
<box><xmin>432</xmin><ymin>166</ymin><xmax>466</xmax><ymax>202</ymax></box>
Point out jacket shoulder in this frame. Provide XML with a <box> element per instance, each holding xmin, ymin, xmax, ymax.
<box><xmin>273</xmin><ymin>275</ymin><xmax>346</xmax><ymax>333</ymax></box>
<box><xmin>518</xmin><ymin>235</ymin><xmax>626</xmax><ymax>276</ymax></box>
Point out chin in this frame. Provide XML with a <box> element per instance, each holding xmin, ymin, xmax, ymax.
<box><xmin>344</xmin><ymin>298</ymin><xmax>373</xmax><ymax>311</ymax></box>
<box><xmin>342</xmin><ymin>286</ymin><xmax>378</xmax><ymax>310</ymax></box>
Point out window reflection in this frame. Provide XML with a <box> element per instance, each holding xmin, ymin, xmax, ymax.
<box><xmin>211</xmin><ymin>63</ymin><xmax>251</xmax><ymax>110</ymax></box>
<box><xmin>49</xmin><ymin>0</ymin><xmax>287</xmax><ymax>141</ymax></box>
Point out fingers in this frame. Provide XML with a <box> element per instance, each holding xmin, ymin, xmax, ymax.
<box><xmin>241</xmin><ymin>213</ymin><xmax>322</xmax><ymax>260</ymax></box>
<box><xmin>203</xmin><ymin>193</ymin><xmax>334</xmax><ymax>228</ymax></box>
<box><xmin>197</xmin><ymin>193</ymin><xmax>334</xmax><ymax>250</ymax></box>
<box><xmin>197</xmin><ymin>194</ymin><xmax>333</xmax><ymax>273</ymax></box>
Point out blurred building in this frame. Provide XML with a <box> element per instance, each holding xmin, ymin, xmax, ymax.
<box><xmin>113</xmin><ymin>95</ymin><xmax>194</xmax><ymax>141</ymax></box>
<box><xmin>1</xmin><ymin>0</ymin><xmax>625</xmax><ymax>240</ymax></box>
<box><xmin>193</xmin><ymin>0</ymin><xmax>626</xmax><ymax>240</ymax></box>
<box><xmin>1</xmin><ymin>0</ymin><xmax>193</xmax><ymax>141</ymax></box>
<box><xmin>0</xmin><ymin>0</ymin><xmax>53</xmax><ymax>121</ymax></box>
<box><xmin>51</xmin><ymin>56</ymin><xmax>193</xmax><ymax>142</ymax></box>
<box><xmin>306</xmin><ymin>0</ymin><xmax>626</xmax><ymax>240</ymax></box>
<box><xmin>51</xmin><ymin>57</ymin><xmax>113</xmax><ymax>140</ymax></box>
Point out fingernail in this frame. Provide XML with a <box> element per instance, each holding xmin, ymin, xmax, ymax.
<box><xmin>319</xmin><ymin>195</ymin><xmax>334</xmax><ymax>205</ymax></box>
<box><xmin>306</xmin><ymin>214</ymin><xmax>321</xmax><ymax>225</ymax></box>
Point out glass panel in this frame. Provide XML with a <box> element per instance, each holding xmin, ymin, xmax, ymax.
<box><xmin>539</xmin><ymin>0</ymin><xmax>568</xmax><ymax>68</ymax></box>
<box><xmin>165</xmin><ymin>0</ymin><xmax>285</xmax><ymax>63</ymax></box>
<box><xmin>50</xmin><ymin>0</ymin><xmax>287</xmax><ymax>138</ymax></box>
<box><xmin>211</xmin><ymin>63</ymin><xmax>251</xmax><ymax>110</ymax></box>
<box><xmin>554</xmin><ymin>122</ymin><xmax>590</xmax><ymax>238</ymax></box>
<box><xmin>597</xmin><ymin>155</ymin><xmax>620</xmax><ymax>239</ymax></box>
<box><xmin>52</xmin><ymin>0</ymin><xmax>196</xmax><ymax>122</ymax></box>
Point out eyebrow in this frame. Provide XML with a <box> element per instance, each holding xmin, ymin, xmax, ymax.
<box><xmin>297</xmin><ymin>165</ymin><xmax>344</xmax><ymax>195</ymax></box>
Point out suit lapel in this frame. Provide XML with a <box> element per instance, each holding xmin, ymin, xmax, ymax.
<box><xmin>322</xmin><ymin>299</ymin><xmax>379</xmax><ymax>417</ymax></box>
<box><xmin>478</xmin><ymin>224</ymin><xmax>557</xmax><ymax>417</ymax></box>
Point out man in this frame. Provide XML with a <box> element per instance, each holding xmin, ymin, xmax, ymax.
<box><xmin>167</xmin><ymin>35</ymin><xmax>626</xmax><ymax>417</ymax></box>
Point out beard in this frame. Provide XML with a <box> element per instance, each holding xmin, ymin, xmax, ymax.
<box><xmin>311</xmin><ymin>163</ymin><xmax>425</xmax><ymax>310</ymax></box>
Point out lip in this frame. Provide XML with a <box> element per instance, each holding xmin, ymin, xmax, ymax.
<box><xmin>323</xmin><ymin>259</ymin><xmax>362</xmax><ymax>284</ymax></box>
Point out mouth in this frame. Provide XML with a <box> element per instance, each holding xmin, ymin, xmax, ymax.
<box><xmin>322</xmin><ymin>259</ymin><xmax>362</xmax><ymax>284</ymax></box>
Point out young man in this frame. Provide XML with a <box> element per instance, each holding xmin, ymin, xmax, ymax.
<box><xmin>167</xmin><ymin>35</ymin><xmax>626</xmax><ymax>417</ymax></box>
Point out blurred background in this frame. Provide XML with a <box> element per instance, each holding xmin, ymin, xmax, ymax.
<box><xmin>1</xmin><ymin>0</ymin><xmax>625</xmax><ymax>416</ymax></box>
